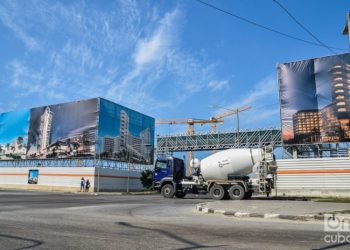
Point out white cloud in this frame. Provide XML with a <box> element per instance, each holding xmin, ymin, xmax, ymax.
<box><xmin>106</xmin><ymin>7</ymin><xmax>215</xmax><ymax>110</ymax></box>
<box><xmin>1</xmin><ymin>1</ymin><xmax>222</xmax><ymax>118</ymax></box>
<box><xmin>215</xmin><ymin>75</ymin><xmax>280</xmax><ymax>129</ymax></box>
<box><xmin>208</xmin><ymin>80</ymin><xmax>229</xmax><ymax>91</ymax></box>
<box><xmin>240</xmin><ymin>76</ymin><xmax>277</xmax><ymax>106</ymax></box>
<box><xmin>8</xmin><ymin>61</ymin><xmax>65</xmax><ymax>99</ymax></box>
<box><xmin>133</xmin><ymin>9</ymin><xmax>177</xmax><ymax>66</ymax></box>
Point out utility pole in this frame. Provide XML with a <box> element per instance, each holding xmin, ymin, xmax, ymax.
<box><xmin>212</xmin><ymin>105</ymin><xmax>251</xmax><ymax>147</ymax></box>
<box><xmin>343</xmin><ymin>12</ymin><xmax>350</xmax><ymax>50</ymax></box>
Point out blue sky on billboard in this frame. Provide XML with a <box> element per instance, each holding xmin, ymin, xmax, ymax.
<box><xmin>0</xmin><ymin>0</ymin><xmax>349</xmax><ymax>137</ymax></box>
<box><xmin>0</xmin><ymin>109</ymin><xmax>30</xmax><ymax>144</ymax></box>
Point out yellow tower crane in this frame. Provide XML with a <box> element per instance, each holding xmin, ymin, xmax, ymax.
<box><xmin>209</xmin><ymin>105</ymin><xmax>252</xmax><ymax>133</ymax></box>
<box><xmin>156</xmin><ymin>118</ymin><xmax>224</xmax><ymax>175</ymax></box>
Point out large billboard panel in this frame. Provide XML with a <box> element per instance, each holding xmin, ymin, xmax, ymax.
<box><xmin>0</xmin><ymin>109</ymin><xmax>30</xmax><ymax>160</ymax></box>
<box><xmin>98</xmin><ymin>98</ymin><xmax>155</xmax><ymax>164</ymax></box>
<box><xmin>278</xmin><ymin>53</ymin><xmax>350</xmax><ymax>145</ymax></box>
<box><xmin>27</xmin><ymin>98</ymin><xmax>98</xmax><ymax>159</ymax></box>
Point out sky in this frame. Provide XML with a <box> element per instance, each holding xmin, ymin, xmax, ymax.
<box><xmin>0</xmin><ymin>0</ymin><xmax>349</xmax><ymax>139</ymax></box>
<box><xmin>0</xmin><ymin>109</ymin><xmax>29</xmax><ymax>144</ymax></box>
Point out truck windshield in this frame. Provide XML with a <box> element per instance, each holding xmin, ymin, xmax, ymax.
<box><xmin>155</xmin><ymin>161</ymin><xmax>167</xmax><ymax>170</ymax></box>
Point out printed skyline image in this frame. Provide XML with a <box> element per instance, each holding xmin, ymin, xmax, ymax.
<box><xmin>98</xmin><ymin>98</ymin><xmax>155</xmax><ymax>164</ymax></box>
<box><xmin>0</xmin><ymin>98</ymin><xmax>155</xmax><ymax>163</ymax></box>
<box><xmin>27</xmin><ymin>99</ymin><xmax>98</xmax><ymax>159</ymax></box>
<box><xmin>278</xmin><ymin>53</ymin><xmax>350</xmax><ymax>145</ymax></box>
<box><xmin>0</xmin><ymin>109</ymin><xmax>30</xmax><ymax>160</ymax></box>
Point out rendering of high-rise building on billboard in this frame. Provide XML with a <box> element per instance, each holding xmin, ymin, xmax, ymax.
<box><xmin>0</xmin><ymin>98</ymin><xmax>155</xmax><ymax>164</ymax></box>
<box><xmin>278</xmin><ymin>53</ymin><xmax>350</xmax><ymax>145</ymax></box>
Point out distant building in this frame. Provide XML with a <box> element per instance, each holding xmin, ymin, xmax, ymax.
<box><xmin>38</xmin><ymin>107</ymin><xmax>53</xmax><ymax>154</ymax></box>
<box><xmin>293</xmin><ymin>110</ymin><xmax>320</xmax><ymax>143</ymax></box>
<box><xmin>293</xmin><ymin>110</ymin><xmax>320</xmax><ymax>135</ymax></box>
<box><xmin>319</xmin><ymin>104</ymin><xmax>341</xmax><ymax>142</ymax></box>
<box><xmin>331</xmin><ymin>63</ymin><xmax>350</xmax><ymax>117</ymax></box>
<box><xmin>120</xmin><ymin>110</ymin><xmax>129</xmax><ymax>149</ymax></box>
<box><xmin>102</xmin><ymin>136</ymin><xmax>115</xmax><ymax>157</ymax></box>
<box><xmin>101</xmin><ymin>110</ymin><xmax>152</xmax><ymax>162</ymax></box>
<box><xmin>331</xmin><ymin>63</ymin><xmax>350</xmax><ymax>139</ymax></box>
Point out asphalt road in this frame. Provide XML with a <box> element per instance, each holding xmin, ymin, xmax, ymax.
<box><xmin>0</xmin><ymin>190</ymin><xmax>348</xmax><ymax>250</ymax></box>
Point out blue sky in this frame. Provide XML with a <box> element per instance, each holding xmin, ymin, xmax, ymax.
<box><xmin>0</xmin><ymin>109</ymin><xmax>29</xmax><ymax>144</ymax></box>
<box><xmin>0</xmin><ymin>0</ymin><xmax>349</xmax><ymax>137</ymax></box>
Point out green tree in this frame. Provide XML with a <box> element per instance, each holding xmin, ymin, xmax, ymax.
<box><xmin>140</xmin><ymin>169</ymin><xmax>154</xmax><ymax>189</ymax></box>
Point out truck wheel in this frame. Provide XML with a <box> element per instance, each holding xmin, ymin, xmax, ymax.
<box><xmin>210</xmin><ymin>184</ymin><xmax>225</xmax><ymax>200</ymax></box>
<box><xmin>175</xmin><ymin>192</ymin><xmax>186</xmax><ymax>198</ymax></box>
<box><xmin>161</xmin><ymin>184</ymin><xmax>174</xmax><ymax>198</ymax></box>
<box><xmin>228</xmin><ymin>185</ymin><xmax>245</xmax><ymax>200</ymax></box>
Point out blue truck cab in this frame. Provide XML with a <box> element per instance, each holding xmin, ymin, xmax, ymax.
<box><xmin>153</xmin><ymin>155</ymin><xmax>185</xmax><ymax>191</ymax></box>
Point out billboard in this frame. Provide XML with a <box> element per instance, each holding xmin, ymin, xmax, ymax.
<box><xmin>278</xmin><ymin>53</ymin><xmax>350</xmax><ymax>145</ymax></box>
<box><xmin>98</xmin><ymin>98</ymin><xmax>155</xmax><ymax>164</ymax></box>
<box><xmin>0</xmin><ymin>109</ymin><xmax>30</xmax><ymax>160</ymax></box>
<box><xmin>28</xmin><ymin>170</ymin><xmax>39</xmax><ymax>184</ymax></box>
<box><xmin>0</xmin><ymin>98</ymin><xmax>154</xmax><ymax>163</ymax></box>
<box><xmin>26</xmin><ymin>98</ymin><xmax>98</xmax><ymax>159</ymax></box>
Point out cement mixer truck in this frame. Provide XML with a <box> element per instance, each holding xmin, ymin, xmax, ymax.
<box><xmin>153</xmin><ymin>147</ymin><xmax>277</xmax><ymax>200</ymax></box>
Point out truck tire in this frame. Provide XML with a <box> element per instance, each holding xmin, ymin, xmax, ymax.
<box><xmin>210</xmin><ymin>184</ymin><xmax>225</xmax><ymax>200</ymax></box>
<box><xmin>228</xmin><ymin>185</ymin><xmax>245</xmax><ymax>200</ymax></box>
<box><xmin>161</xmin><ymin>184</ymin><xmax>174</xmax><ymax>198</ymax></box>
<box><xmin>175</xmin><ymin>192</ymin><xmax>186</xmax><ymax>198</ymax></box>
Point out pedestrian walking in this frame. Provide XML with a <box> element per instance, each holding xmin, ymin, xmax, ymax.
<box><xmin>80</xmin><ymin>177</ymin><xmax>85</xmax><ymax>192</ymax></box>
<box><xmin>85</xmin><ymin>179</ymin><xmax>90</xmax><ymax>192</ymax></box>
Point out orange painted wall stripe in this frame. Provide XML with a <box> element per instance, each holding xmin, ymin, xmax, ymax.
<box><xmin>0</xmin><ymin>173</ymin><xmax>140</xmax><ymax>179</ymax></box>
<box><xmin>277</xmin><ymin>169</ymin><xmax>350</xmax><ymax>174</ymax></box>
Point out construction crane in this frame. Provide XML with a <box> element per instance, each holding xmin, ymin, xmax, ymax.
<box><xmin>209</xmin><ymin>105</ymin><xmax>252</xmax><ymax>133</ymax></box>
<box><xmin>156</xmin><ymin>118</ymin><xmax>224</xmax><ymax>175</ymax></box>
<box><xmin>156</xmin><ymin>106</ymin><xmax>251</xmax><ymax>175</ymax></box>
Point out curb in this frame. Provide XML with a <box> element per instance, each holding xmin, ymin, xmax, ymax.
<box><xmin>195</xmin><ymin>203</ymin><xmax>325</xmax><ymax>221</ymax></box>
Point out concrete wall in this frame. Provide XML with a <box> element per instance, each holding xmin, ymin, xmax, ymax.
<box><xmin>276</xmin><ymin>157</ymin><xmax>350</xmax><ymax>198</ymax></box>
<box><xmin>0</xmin><ymin>167</ymin><xmax>144</xmax><ymax>192</ymax></box>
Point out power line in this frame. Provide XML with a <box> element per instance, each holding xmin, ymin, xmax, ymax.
<box><xmin>195</xmin><ymin>0</ymin><xmax>347</xmax><ymax>51</ymax></box>
<box><xmin>272</xmin><ymin>0</ymin><xmax>338</xmax><ymax>54</ymax></box>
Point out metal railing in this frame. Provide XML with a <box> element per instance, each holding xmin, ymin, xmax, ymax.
<box><xmin>0</xmin><ymin>157</ymin><xmax>153</xmax><ymax>172</ymax></box>
<box><xmin>157</xmin><ymin>128</ymin><xmax>282</xmax><ymax>152</ymax></box>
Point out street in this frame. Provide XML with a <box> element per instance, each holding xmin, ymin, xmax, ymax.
<box><xmin>0</xmin><ymin>190</ymin><xmax>347</xmax><ymax>250</ymax></box>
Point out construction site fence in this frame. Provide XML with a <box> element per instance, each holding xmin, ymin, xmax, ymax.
<box><xmin>0</xmin><ymin>158</ymin><xmax>154</xmax><ymax>172</ymax></box>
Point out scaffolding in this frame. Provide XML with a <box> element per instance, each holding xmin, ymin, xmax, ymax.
<box><xmin>157</xmin><ymin>128</ymin><xmax>282</xmax><ymax>152</ymax></box>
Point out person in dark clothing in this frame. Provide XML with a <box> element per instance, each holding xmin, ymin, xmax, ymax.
<box><xmin>85</xmin><ymin>179</ymin><xmax>90</xmax><ymax>192</ymax></box>
<box><xmin>80</xmin><ymin>177</ymin><xmax>85</xmax><ymax>192</ymax></box>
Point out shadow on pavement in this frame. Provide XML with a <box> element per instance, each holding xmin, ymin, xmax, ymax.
<box><xmin>0</xmin><ymin>234</ymin><xmax>43</xmax><ymax>250</ymax></box>
<box><xmin>116</xmin><ymin>221</ymin><xmax>225</xmax><ymax>249</ymax></box>
<box><xmin>313</xmin><ymin>242</ymin><xmax>350</xmax><ymax>250</ymax></box>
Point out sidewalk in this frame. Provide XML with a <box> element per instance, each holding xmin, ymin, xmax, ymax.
<box><xmin>196</xmin><ymin>199</ymin><xmax>350</xmax><ymax>221</ymax></box>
